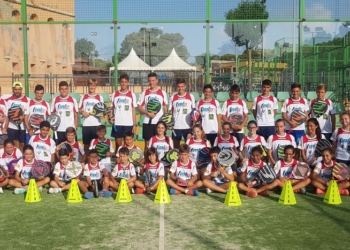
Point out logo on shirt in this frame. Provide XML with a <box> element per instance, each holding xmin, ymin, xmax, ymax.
<box><xmin>156</xmin><ymin>145</ymin><xmax>169</xmax><ymax>151</ymax></box>
<box><xmin>148</xmin><ymin>96</ymin><xmax>160</xmax><ymax>102</ymax></box>
<box><xmin>86</xmin><ymin>101</ymin><xmax>95</xmax><ymax>107</ymax></box>
<box><xmin>261</xmin><ymin>103</ymin><xmax>272</xmax><ymax>109</ymax></box>
<box><xmin>322</xmin><ymin>173</ymin><xmax>332</xmax><ymax>179</ymax></box>
<box><xmin>176</xmin><ymin>101</ymin><xmax>188</xmax><ymax>108</ymax></box>
<box><xmin>117</xmin><ymin>98</ymin><xmax>130</xmax><ymax>104</ymax></box>
<box><xmin>36</xmin><ymin>144</ymin><xmax>47</xmax><ymax>150</ymax></box>
<box><xmin>291</xmin><ymin>107</ymin><xmax>301</xmax><ymax>111</ymax></box>
<box><xmin>340</xmin><ymin>138</ymin><xmax>350</xmax><ymax>143</ymax></box>
<box><xmin>32</xmin><ymin>107</ymin><xmax>45</xmax><ymax>113</ymax></box>
<box><xmin>229</xmin><ymin>107</ymin><xmax>240</xmax><ymax>113</ymax></box>
<box><xmin>57</xmin><ymin>104</ymin><xmax>71</xmax><ymax>110</ymax></box>
<box><xmin>200</xmin><ymin>107</ymin><xmax>214</xmax><ymax>113</ymax></box>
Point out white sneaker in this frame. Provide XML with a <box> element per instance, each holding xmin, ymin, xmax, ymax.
<box><xmin>206</xmin><ymin>188</ymin><xmax>212</xmax><ymax>194</ymax></box>
<box><xmin>38</xmin><ymin>187</ymin><xmax>43</xmax><ymax>192</ymax></box>
<box><xmin>56</xmin><ymin>188</ymin><xmax>62</xmax><ymax>193</ymax></box>
<box><xmin>131</xmin><ymin>188</ymin><xmax>135</xmax><ymax>194</ymax></box>
<box><xmin>0</xmin><ymin>187</ymin><xmax>3</xmax><ymax>194</ymax></box>
<box><xmin>14</xmin><ymin>188</ymin><xmax>27</xmax><ymax>194</ymax></box>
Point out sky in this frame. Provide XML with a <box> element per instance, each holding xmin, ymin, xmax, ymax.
<box><xmin>74</xmin><ymin>0</ymin><xmax>350</xmax><ymax>63</ymax></box>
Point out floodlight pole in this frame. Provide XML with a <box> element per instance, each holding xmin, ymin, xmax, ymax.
<box><xmin>21</xmin><ymin>0</ymin><xmax>29</xmax><ymax>96</ymax></box>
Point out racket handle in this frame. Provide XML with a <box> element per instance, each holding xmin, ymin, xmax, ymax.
<box><xmin>172</xmin><ymin>129</ymin><xmax>177</xmax><ymax>137</ymax></box>
<box><xmin>55</xmin><ymin>131</ymin><xmax>58</xmax><ymax>140</ymax></box>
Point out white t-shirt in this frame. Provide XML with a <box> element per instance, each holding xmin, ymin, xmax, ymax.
<box><xmin>273</xmin><ymin>159</ymin><xmax>299</xmax><ymax>178</ymax></box>
<box><xmin>0</xmin><ymin>147</ymin><xmax>22</xmax><ymax>167</ymax></box>
<box><xmin>298</xmin><ymin>134</ymin><xmax>325</xmax><ymax>165</ymax></box>
<box><xmin>266</xmin><ymin>133</ymin><xmax>296</xmax><ymax>162</ymax></box>
<box><xmin>148</xmin><ymin>136</ymin><xmax>174</xmax><ymax>167</ymax></box>
<box><xmin>29</xmin><ymin>134</ymin><xmax>56</xmax><ymax>162</ymax></box>
<box><xmin>169</xmin><ymin>93</ymin><xmax>195</xmax><ymax>129</ymax></box>
<box><xmin>137</xmin><ymin>88</ymin><xmax>168</xmax><ymax>124</ymax></box>
<box><xmin>252</xmin><ymin>95</ymin><xmax>278</xmax><ymax>126</ymax></box>
<box><xmin>116</xmin><ymin>144</ymin><xmax>141</xmax><ymax>157</ymax></box>
<box><xmin>240</xmin><ymin>135</ymin><xmax>267</xmax><ymax>157</ymax></box>
<box><xmin>204</xmin><ymin>162</ymin><xmax>233</xmax><ymax>184</ymax></box>
<box><xmin>51</xmin><ymin>95</ymin><xmax>78</xmax><ymax>132</ymax></box>
<box><xmin>53</xmin><ymin>161</ymin><xmax>70</xmax><ymax>181</ymax></box>
<box><xmin>170</xmin><ymin>160</ymin><xmax>197</xmax><ymax>180</ymax></box>
<box><xmin>240</xmin><ymin>160</ymin><xmax>265</xmax><ymax>182</ymax></box>
<box><xmin>78</xmin><ymin>94</ymin><xmax>104</xmax><ymax>127</ymax></box>
<box><xmin>313</xmin><ymin>160</ymin><xmax>334</xmax><ymax>182</ymax></box>
<box><xmin>196</xmin><ymin>99</ymin><xmax>221</xmax><ymax>134</ymax></box>
<box><xmin>27</xmin><ymin>99</ymin><xmax>51</xmax><ymax>120</ymax></box>
<box><xmin>89</xmin><ymin>138</ymin><xmax>114</xmax><ymax>172</ymax></box>
<box><xmin>15</xmin><ymin>159</ymin><xmax>35</xmax><ymax>179</ymax></box>
<box><xmin>5</xmin><ymin>95</ymin><xmax>30</xmax><ymax>130</ymax></box>
<box><xmin>331</xmin><ymin>128</ymin><xmax>350</xmax><ymax>161</ymax></box>
<box><xmin>83</xmin><ymin>162</ymin><xmax>106</xmax><ymax>180</ymax></box>
<box><xmin>144</xmin><ymin>161</ymin><xmax>165</xmax><ymax>186</ymax></box>
<box><xmin>111</xmin><ymin>162</ymin><xmax>136</xmax><ymax>179</ymax></box>
<box><xmin>186</xmin><ymin>138</ymin><xmax>211</xmax><ymax>163</ymax></box>
<box><xmin>309</xmin><ymin>99</ymin><xmax>336</xmax><ymax>133</ymax></box>
<box><xmin>213</xmin><ymin>135</ymin><xmax>239</xmax><ymax>151</ymax></box>
<box><xmin>111</xmin><ymin>90</ymin><xmax>137</xmax><ymax>126</ymax></box>
<box><xmin>281</xmin><ymin>97</ymin><xmax>309</xmax><ymax>131</ymax></box>
<box><xmin>0</xmin><ymin>98</ymin><xmax>8</xmax><ymax>134</ymax></box>
<box><xmin>221</xmin><ymin>98</ymin><xmax>248</xmax><ymax>133</ymax></box>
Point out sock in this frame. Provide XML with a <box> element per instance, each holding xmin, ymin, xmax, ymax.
<box><xmin>185</xmin><ymin>189</ymin><xmax>189</xmax><ymax>194</ymax></box>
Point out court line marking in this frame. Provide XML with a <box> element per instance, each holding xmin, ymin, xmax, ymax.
<box><xmin>159</xmin><ymin>204</ymin><xmax>165</xmax><ymax>250</ymax></box>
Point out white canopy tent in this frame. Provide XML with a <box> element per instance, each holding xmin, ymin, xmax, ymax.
<box><xmin>153</xmin><ymin>48</ymin><xmax>196</xmax><ymax>71</ymax></box>
<box><xmin>109</xmin><ymin>47</ymin><xmax>152</xmax><ymax>71</ymax></box>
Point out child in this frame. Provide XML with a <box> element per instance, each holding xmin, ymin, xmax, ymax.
<box><xmin>331</xmin><ymin>113</ymin><xmax>350</xmax><ymax>165</ymax></box>
<box><xmin>49</xmin><ymin>148</ymin><xmax>79</xmax><ymax>193</ymax></box>
<box><xmin>213</xmin><ymin>122</ymin><xmax>239</xmax><ymax>151</ymax></box>
<box><xmin>28</xmin><ymin>121</ymin><xmax>56</xmax><ymax>166</ymax></box>
<box><xmin>166</xmin><ymin>144</ymin><xmax>202</xmax><ymax>195</ymax></box>
<box><xmin>111</xmin><ymin>74</ymin><xmax>137</xmax><ymax>151</ymax></box>
<box><xmin>0</xmin><ymin>139</ymin><xmax>22</xmax><ymax>168</ymax></box>
<box><xmin>78</xmin><ymin>79</ymin><xmax>104</xmax><ymax>154</ymax></box>
<box><xmin>9</xmin><ymin>145</ymin><xmax>50</xmax><ymax>194</ymax></box>
<box><xmin>274</xmin><ymin>145</ymin><xmax>311</xmax><ymax>194</ymax></box>
<box><xmin>309</xmin><ymin>83</ymin><xmax>336</xmax><ymax>142</ymax></box>
<box><xmin>186</xmin><ymin>124</ymin><xmax>211</xmax><ymax>179</ymax></box>
<box><xmin>239</xmin><ymin>120</ymin><xmax>267</xmax><ymax>163</ymax></box>
<box><xmin>281</xmin><ymin>82</ymin><xmax>309</xmax><ymax>158</ymax></box>
<box><xmin>298</xmin><ymin>118</ymin><xmax>325</xmax><ymax>169</ymax></box>
<box><xmin>311</xmin><ymin>148</ymin><xmax>350</xmax><ymax>195</ymax></box>
<box><xmin>148</xmin><ymin>121</ymin><xmax>174</xmax><ymax>177</ymax></box>
<box><xmin>238</xmin><ymin>146</ymin><xmax>279</xmax><ymax>197</ymax></box>
<box><xmin>202</xmin><ymin>147</ymin><xmax>236</xmax><ymax>194</ymax></box>
<box><xmin>89</xmin><ymin>125</ymin><xmax>114</xmax><ymax>172</ymax></box>
<box><xmin>134</xmin><ymin>147</ymin><xmax>164</xmax><ymax>194</ymax></box>
<box><xmin>169</xmin><ymin>78</ymin><xmax>196</xmax><ymax>149</ymax></box>
<box><xmin>196</xmin><ymin>84</ymin><xmax>221</xmax><ymax>146</ymax></box>
<box><xmin>266</xmin><ymin>119</ymin><xmax>296</xmax><ymax>165</ymax></box>
<box><xmin>110</xmin><ymin>147</ymin><xmax>136</xmax><ymax>191</ymax></box>
<box><xmin>24</xmin><ymin>84</ymin><xmax>51</xmax><ymax>140</ymax></box>
<box><xmin>0</xmin><ymin>160</ymin><xmax>9</xmax><ymax>193</ymax></box>
<box><xmin>252</xmin><ymin>79</ymin><xmax>279</xmax><ymax>141</ymax></box>
<box><xmin>51</xmin><ymin>81</ymin><xmax>78</xmax><ymax>145</ymax></box>
<box><xmin>78</xmin><ymin>149</ymin><xmax>112</xmax><ymax>199</ymax></box>
<box><xmin>221</xmin><ymin>84</ymin><xmax>248</xmax><ymax>147</ymax></box>
<box><xmin>0</xmin><ymin>86</ymin><xmax>9</xmax><ymax>149</ymax></box>
<box><xmin>116</xmin><ymin>131</ymin><xmax>144</xmax><ymax>166</ymax></box>
<box><xmin>56</xmin><ymin>127</ymin><xmax>85</xmax><ymax>164</ymax></box>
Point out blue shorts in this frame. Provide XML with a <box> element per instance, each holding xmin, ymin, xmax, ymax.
<box><xmin>111</xmin><ymin>125</ymin><xmax>133</xmax><ymax>139</ymax></box>
<box><xmin>257</xmin><ymin>126</ymin><xmax>275</xmax><ymax>141</ymax></box>
<box><xmin>230</xmin><ymin>132</ymin><xmax>244</xmax><ymax>147</ymax></box>
<box><xmin>336</xmin><ymin>159</ymin><xmax>350</xmax><ymax>165</ymax></box>
<box><xmin>7</xmin><ymin>128</ymin><xmax>26</xmax><ymax>143</ymax></box>
<box><xmin>289</xmin><ymin>130</ymin><xmax>305</xmax><ymax>145</ymax></box>
<box><xmin>172</xmin><ymin>129</ymin><xmax>192</xmax><ymax>141</ymax></box>
<box><xmin>213</xmin><ymin>179</ymin><xmax>225</xmax><ymax>186</ymax></box>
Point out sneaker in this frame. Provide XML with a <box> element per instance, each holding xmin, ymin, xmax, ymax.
<box><xmin>130</xmin><ymin>188</ymin><xmax>135</xmax><ymax>194</ymax></box>
<box><xmin>0</xmin><ymin>187</ymin><xmax>3</xmax><ymax>194</ymax></box>
<box><xmin>301</xmin><ymin>187</ymin><xmax>307</xmax><ymax>194</ymax></box>
<box><xmin>84</xmin><ymin>192</ymin><xmax>93</xmax><ymax>199</ymax></box>
<box><xmin>49</xmin><ymin>187</ymin><xmax>61</xmax><ymax>194</ymax></box>
<box><xmin>246</xmin><ymin>190</ymin><xmax>258</xmax><ymax>198</ymax></box>
<box><xmin>169</xmin><ymin>188</ymin><xmax>181</xmax><ymax>195</ymax></box>
<box><xmin>38</xmin><ymin>187</ymin><xmax>43</xmax><ymax>192</ymax></box>
<box><xmin>206</xmin><ymin>188</ymin><xmax>212</xmax><ymax>194</ymax></box>
<box><xmin>316</xmin><ymin>188</ymin><xmax>325</xmax><ymax>195</ymax></box>
<box><xmin>14</xmin><ymin>188</ymin><xmax>27</xmax><ymax>194</ymax></box>
<box><xmin>102</xmin><ymin>190</ymin><xmax>112</xmax><ymax>198</ymax></box>
<box><xmin>135</xmin><ymin>188</ymin><xmax>145</xmax><ymax>194</ymax></box>
<box><xmin>339</xmin><ymin>189</ymin><xmax>350</xmax><ymax>196</ymax></box>
<box><xmin>55</xmin><ymin>188</ymin><xmax>62</xmax><ymax>193</ymax></box>
<box><xmin>260</xmin><ymin>190</ymin><xmax>269</xmax><ymax>196</ymax></box>
<box><xmin>186</xmin><ymin>189</ymin><xmax>199</xmax><ymax>196</ymax></box>
<box><xmin>294</xmin><ymin>189</ymin><xmax>301</xmax><ymax>194</ymax></box>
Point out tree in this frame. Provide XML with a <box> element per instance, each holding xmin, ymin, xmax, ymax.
<box><xmin>75</xmin><ymin>38</ymin><xmax>99</xmax><ymax>61</ymax></box>
<box><xmin>224</xmin><ymin>0</ymin><xmax>268</xmax><ymax>91</ymax></box>
<box><xmin>119</xmin><ymin>29</ymin><xmax>190</xmax><ymax>66</ymax></box>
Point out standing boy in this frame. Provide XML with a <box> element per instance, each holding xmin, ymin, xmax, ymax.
<box><xmin>0</xmin><ymin>86</ymin><xmax>9</xmax><ymax>148</ymax></box>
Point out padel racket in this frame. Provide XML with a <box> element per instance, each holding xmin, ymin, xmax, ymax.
<box><xmin>29</xmin><ymin>114</ymin><xmax>45</xmax><ymax>129</ymax></box>
<box><xmin>106</xmin><ymin>107</ymin><xmax>115</xmax><ymax>123</ymax></box>
<box><xmin>160</xmin><ymin>113</ymin><xmax>174</xmax><ymax>130</ymax></box>
<box><xmin>129</xmin><ymin>148</ymin><xmax>144</xmax><ymax>163</ymax></box>
<box><xmin>258</xmin><ymin>164</ymin><xmax>277</xmax><ymax>184</ymax></box>
<box><xmin>8</xmin><ymin>106</ymin><xmax>23</xmax><ymax>130</ymax></box>
<box><xmin>228</xmin><ymin>112</ymin><xmax>244</xmax><ymax>126</ymax></box>
<box><xmin>314</xmin><ymin>139</ymin><xmax>332</xmax><ymax>158</ymax></box>
<box><xmin>277</xmin><ymin>145</ymin><xmax>286</xmax><ymax>160</ymax></box>
<box><xmin>190</xmin><ymin>109</ymin><xmax>202</xmax><ymax>125</ymax></box>
<box><xmin>7</xmin><ymin>159</ymin><xmax>19</xmax><ymax>175</ymax></box>
<box><xmin>164</xmin><ymin>148</ymin><xmax>179</xmax><ymax>163</ymax></box>
<box><xmin>61</xmin><ymin>143</ymin><xmax>74</xmax><ymax>160</ymax></box>
<box><xmin>31</xmin><ymin>160</ymin><xmax>50</xmax><ymax>179</ymax></box>
<box><xmin>290</xmin><ymin>162</ymin><xmax>311</xmax><ymax>179</ymax></box>
<box><xmin>92</xmin><ymin>179</ymin><xmax>99</xmax><ymax>198</ymax></box>
<box><xmin>287</xmin><ymin>110</ymin><xmax>307</xmax><ymax>133</ymax></box>
<box><xmin>196</xmin><ymin>147</ymin><xmax>211</xmax><ymax>168</ymax></box>
<box><xmin>66</xmin><ymin>161</ymin><xmax>83</xmax><ymax>180</ymax></box>
<box><xmin>332</xmin><ymin>163</ymin><xmax>350</xmax><ymax>181</ymax></box>
<box><xmin>147</xmin><ymin>99</ymin><xmax>162</xmax><ymax>124</ymax></box>
<box><xmin>95</xmin><ymin>141</ymin><xmax>110</xmax><ymax>159</ymax></box>
<box><xmin>47</xmin><ymin>114</ymin><xmax>61</xmax><ymax>138</ymax></box>
<box><xmin>312</xmin><ymin>100</ymin><xmax>328</xmax><ymax>118</ymax></box>
<box><xmin>143</xmin><ymin>167</ymin><xmax>151</xmax><ymax>187</ymax></box>
<box><xmin>218</xmin><ymin>150</ymin><xmax>236</xmax><ymax>167</ymax></box>
<box><xmin>0</xmin><ymin>165</ymin><xmax>8</xmax><ymax>182</ymax></box>
<box><xmin>89</xmin><ymin>102</ymin><xmax>107</xmax><ymax>117</ymax></box>
<box><xmin>0</xmin><ymin>110</ymin><xmax>5</xmax><ymax>124</ymax></box>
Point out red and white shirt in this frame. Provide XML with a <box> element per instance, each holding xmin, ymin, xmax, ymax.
<box><xmin>137</xmin><ymin>89</ymin><xmax>168</xmax><ymax>124</ymax></box>
<box><xmin>266</xmin><ymin>133</ymin><xmax>296</xmax><ymax>162</ymax></box>
<box><xmin>313</xmin><ymin>160</ymin><xmax>335</xmax><ymax>182</ymax></box>
<box><xmin>169</xmin><ymin>93</ymin><xmax>195</xmax><ymax>129</ymax></box>
<box><xmin>331</xmin><ymin>128</ymin><xmax>350</xmax><ymax>161</ymax></box>
<box><xmin>89</xmin><ymin>138</ymin><xmax>114</xmax><ymax>171</ymax></box>
<box><xmin>29</xmin><ymin>134</ymin><xmax>56</xmax><ymax>162</ymax></box>
<box><xmin>281</xmin><ymin>97</ymin><xmax>309</xmax><ymax>131</ymax></box>
<box><xmin>274</xmin><ymin>159</ymin><xmax>299</xmax><ymax>178</ymax></box>
<box><xmin>241</xmin><ymin>160</ymin><xmax>265</xmax><ymax>182</ymax></box>
<box><xmin>196</xmin><ymin>99</ymin><xmax>221</xmax><ymax>134</ymax></box>
<box><xmin>204</xmin><ymin>162</ymin><xmax>233</xmax><ymax>183</ymax></box>
<box><xmin>0</xmin><ymin>147</ymin><xmax>22</xmax><ymax>167</ymax></box>
<box><xmin>221</xmin><ymin>98</ymin><xmax>248</xmax><ymax>133</ymax></box>
<box><xmin>111</xmin><ymin>90</ymin><xmax>137</xmax><ymax>126</ymax></box>
<box><xmin>0</xmin><ymin>98</ymin><xmax>8</xmax><ymax>134</ymax></box>
<box><xmin>309</xmin><ymin>99</ymin><xmax>336</xmax><ymax>133</ymax></box>
<box><xmin>5</xmin><ymin>95</ymin><xmax>30</xmax><ymax>130</ymax></box>
<box><xmin>53</xmin><ymin>161</ymin><xmax>71</xmax><ymax>181</ymax></box>
<box><xmin>170</xmin><ymin>160</ymin><xmax>197</xmax><ymax>180</ymax></box>
<box><xmin>15</xmin><ymin>159</ymin><xmax>35</xmax><ymax>179</ymax></box>
<box><xmin>116</xmin><ymin>144</ymin><xmax>140</xmax><ymax>157</ymax></box>
<box><xmin>298</xmin><ymin>134</ymin><xmax>325</xmax><ymax>165</ymax></box>
<box><xmin>65</xmin><ymin>141</ymin><xmax>85</xmax><ymax>162</ymax></box>
<box><xmin>144</xmin><ymin>161</ymin><xmax>165</xmax><ymax>185</ymax></box>
<box><xmin>253</xmin><ymin>95</ymin><xmax>278</xmax><ymax>126</ymax></box>
<box><xmin>111</xmin><ymin>162</ymin><xmax>136</xmax><ymax>180</ymax></box>
<box><xmin>213</xmin><ymin>135</ymin><xmax>239</xmax><ymax>151</ymax></box>
<box><xmin>240</xmin><ymin>135</ymin><xmax>267</xmax><ymax>157</ymax></box>
<box><xmin>51</xmin><ymin>95</ymin><xmax>78</xmax><ymax>132</ymax></box>
<box><xmin>186</xmin><ymin>138</ymin><xmax>211</xmax><ymax>163</ymax></box>
<box><xmin>148</xmin><ymin>136</ymin><xmax>173</xmax><ymax>166</ymax></box>
<box><xmin>83</xmin><ymin>162</ymin><xmax>106</xmax><ymax>180</ymax></box>
<box><xmin>78</xmin><ymin>94</ymin><xmax>104</xmax><ymax>127</ymax></box>
<box><xmin>28</xmin><ymin>99</ymin><xmax>50</xmax><ymax>119</ymax></box>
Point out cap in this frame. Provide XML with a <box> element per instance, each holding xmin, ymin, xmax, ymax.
<box><xmin>12</xmin><ymin>81</ymin><xmax>23</xmax><ymax>88</ymax></box>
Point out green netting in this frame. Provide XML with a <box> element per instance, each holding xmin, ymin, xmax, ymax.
<box><xmin>305</xmin><ymin>0</ymin><xmax>350</xmax><ymax>20</ymax></box>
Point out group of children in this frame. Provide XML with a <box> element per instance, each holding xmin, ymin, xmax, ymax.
<box><xmin>0</xmin><ymin>75</ymin><xmax>350</xmax><ymax>199</ymax></box>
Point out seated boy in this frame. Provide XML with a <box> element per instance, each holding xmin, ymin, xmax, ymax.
<box><xmin>110</xmin><ymin>147</ymin><xmax>136</xmax><ymax>192</ymax></box>
<box><xmin>166</xmin><ymin>144</ymin><xmax>202</xmax><ymax>196</ymax></box>
<box><xmin>203</xmin><ymin>147</ymin><xmax>236</xmax><ymax>194</ymax></box>
<box><xmin>89</xmin><ymin>125</ymin><xmax>115</xmax><ymax>172</ymax></box>
<box><xmin>274</xmin><ymin>145</ymin><xmax>311</xmax><ymax>194</ymax></box>
<box><xmin>0</xmin><ymin>159</ymin><xmax>9</xmax><ymax>193</ymax></box>
<box><xmin>56</xmin><ymin>127</ymin><xmax>85</xmax><ymax>164</ymax></box>
<box><xmin>78</xmin><ymin>149</ymin><xmax>112</xmax><ymax>199</ymax></box>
